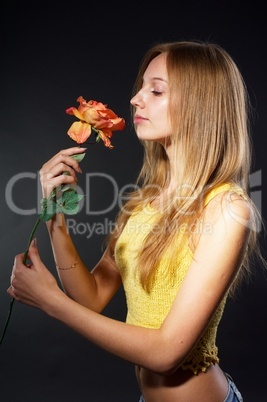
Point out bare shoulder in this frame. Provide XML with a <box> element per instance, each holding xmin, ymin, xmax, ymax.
<box><xmin>191</xmin><ymin>189</ymin><xmax>254</xmax><ymax>256</ymax></box>
<box><xmin>203</xmin><ymin>189</ymin><xmax>254</xmax><ymax>230</ymax></box>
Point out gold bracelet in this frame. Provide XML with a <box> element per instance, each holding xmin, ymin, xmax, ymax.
<box><xmin>56</xmin><ymin>254</ymin><xmax>78</xmax><ymax>270</ymax></box>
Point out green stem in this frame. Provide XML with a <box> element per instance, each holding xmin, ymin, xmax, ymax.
<box><xmin>0</xmin><ymin>217</ymin><xmax>42</xmax><ymax>346</ymax></box>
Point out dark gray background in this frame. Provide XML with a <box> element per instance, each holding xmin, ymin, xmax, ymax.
<box><xmin>1</xmin><ymin>2</ymin><xmax>266</xmax><ymax>401</ymax></box>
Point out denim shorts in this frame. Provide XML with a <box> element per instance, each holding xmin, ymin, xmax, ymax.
<box><xmin>138</xmin><ymin>372</ymin><xmax>243</xmax><ymax>402</ymax></box>
<box><xmin>223</xmin><ymin>372</ymin><xmax>243</xmax><ymax>402</ymax></box>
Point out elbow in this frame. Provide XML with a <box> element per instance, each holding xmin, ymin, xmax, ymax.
<box><xmin>149</xmin><ymin>353</ymin><xmax>184</xmax><ymax>376</ymax></box>
<box><xmin>154</xmin><ymin>335</ymin><xmax>191</xmax><ymax>375</ymax></box>
<box><xmin>156</xmin><ymin>362</ymin><xmax>182</xmax><ymax>377</ymax></box>
<box><xmin>141</xmin><ymin>330</ymin><xmax>191</xmax><ymax>375</ymax></box>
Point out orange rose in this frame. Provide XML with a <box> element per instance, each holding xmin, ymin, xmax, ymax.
<box><xmin>66</xmin><ymin>96</ymin><xmax>125</xmax><ymax>148</ymax></box>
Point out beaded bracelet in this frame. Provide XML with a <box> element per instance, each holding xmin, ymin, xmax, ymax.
<box><xmin>56</xmin><ymin>254</ymin><xmax>78</xmax><ymax>270</ymax></box>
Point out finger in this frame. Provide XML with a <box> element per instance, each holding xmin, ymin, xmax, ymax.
<box><xmin>56</xmin><ymin>146</ymin><xmax>87</xmax><ymax>156</ymax></box>
<box><xmin>26</xmin><ymin>238</ymin><xmax>41</xmax><ymax>265</ymax></box>
<box><xmin>12</xmin><ymin>253</ymin><xmax>26</xmax><ymax>273</ymax></box>
<box><xmin>41</xmin><ymin>161</ymin><xmax>79</xmax><ymax>179</ymax></box>
<box><xmin>40</xmin><ymin>171</ymin><xmax>78</xmax><ymax>198</ymax></box>
<box><xmin>39</xmin><ymin>155</ymin><xmax>82</xmax><ymax>197</ymax></box>
<box><xmin>26</xmin><ymin>239</ymin><xmax>49</xmax><ymax>276</ymax></box>
<box><xmin>10</xmin><ymin>255</ymin><xmax>28</xmax><ymax>286</ymax></box>
<box><xmin>39</xmin><ymin>149</ymin><xmax>84</xmax><ymax>197</ymax></box>
<box><xmin>40</xmin><ymin>147</ymin><xmax>86</xmax><ymax>174</ymax></box>
<box><xmin>40</xmin><ymin>162</ymin><xmax>78</xmax><ymax>186</ymax></box>
<box><xmin>7</xmin><ymin>285</ymin><xmax>15</xmax><ymax>298</ymax></box>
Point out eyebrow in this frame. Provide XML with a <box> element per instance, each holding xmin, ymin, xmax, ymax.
<box><xmin>152</xmin><ymin>76</ymin><xmax>168</xmax><ymax>82</ymax></box>
<box><xmin>143</xmin><ymin>76</ymin><xmax>168</xmax><ymax>83</ymax></box>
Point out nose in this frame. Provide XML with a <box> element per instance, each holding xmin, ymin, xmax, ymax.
<box><xmin>130</xmin><ymin>90</ymin><xmax>144</xmax><ymax>108</ymax></box>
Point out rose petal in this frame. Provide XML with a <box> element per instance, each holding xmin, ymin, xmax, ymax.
<box><xmin>65</xmin><ymin>107</ymin><xmax>84</xmax><ymax>121</ymax></box>
<box><xmin>67</xmin><ymin>121</ymin><xmax>92</xmax><ymax>144</ymax></box>
<box><xmin>98</xmin><ymin>129</ymin><xmax>114</xmax><ymax>148</ymax></box>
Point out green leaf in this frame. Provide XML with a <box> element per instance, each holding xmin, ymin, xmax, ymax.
<box><xmin>56</xmin><ymin>189</ymin><xmax>84</xmax><ymax>215</ymax></box>
<box><xmin>61</xmin><ymin>184</ymin><xmax>75</xmax><ymax>192</ymax></box>
<box><xmin>39</xmin><ymin>197</ymin><xmax>58</xmax><ymax>221</ymax></box>
<box><xmin>48</xmin><ymin>189</ymin><xmax>56</xmax><ymax>199</ymax></box>
<box><xmin>71</xmin><ymin>152</ymin><xmax>86</xmax><ymax>162</ymax></box>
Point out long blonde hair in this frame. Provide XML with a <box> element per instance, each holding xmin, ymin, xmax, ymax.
<box><xmin>107</xmin><ymin>40</ymin><xmax>262</xmax><ymax>293</ymax></box>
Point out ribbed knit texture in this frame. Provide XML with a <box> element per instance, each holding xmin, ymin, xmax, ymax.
<box><xmin>114</xmin><ymin>183</ymin><xmax>245</xmax><ymax>374</ymax></box>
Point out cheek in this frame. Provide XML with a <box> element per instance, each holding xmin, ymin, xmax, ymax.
<box><xmin>154</xmin><ymin>107</ymin><xmax>170</xmax><ymax>130</ymax></box>
<box><xmin>157</xmin><ymin>113</ymin><xmax>173</xmax><ymax>139</ymax></box>
<box><xmin>154</xmin><ymin>99</ymin><xmax>169</xmax><ymax>120</ymax></box>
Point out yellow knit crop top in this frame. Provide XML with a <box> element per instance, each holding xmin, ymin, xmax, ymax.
<box><xmin>114</xmin><ymin>183</ymin><xmax>247</xmax><ymax>374</ymax></box>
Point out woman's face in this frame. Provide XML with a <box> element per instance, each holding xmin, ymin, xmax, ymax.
<box><xmin>130</xmin><ymin>53</ymin><xmax>172</xmax><ymax>145</ymax></box>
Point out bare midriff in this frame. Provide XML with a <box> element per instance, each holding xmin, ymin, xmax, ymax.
<box><xmin>135</xmin><ymin>363</ymin><xmax>229</xmax><ymax>402</ymax></box>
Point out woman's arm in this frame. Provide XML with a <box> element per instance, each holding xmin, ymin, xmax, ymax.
<box><xmin>39</xmin><ymin>147</ymin><xmax>122</xmax><ymax>311</ymax></box>
<box><xmin>8</xmin><ymin>192</ymin><xmax>252</xmax><ymax>375</ymax></box>
<box><xmin>46</xmin><ymin>214</ymin><xmax>122</xmax><ymax>312</ymax></box>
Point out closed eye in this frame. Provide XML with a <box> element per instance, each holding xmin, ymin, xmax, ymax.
<box><xmin>152</xmin><ymin>90</ymin><xmax>163</xmax><ymax>96</ymax></box>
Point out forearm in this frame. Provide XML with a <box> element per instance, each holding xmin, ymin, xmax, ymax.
<box><xmin>47</xmin><ymin>291</ymin><xmax>182</xmax><ymax>375</ymax></box>
<box><xmin>46</xmin><ymin>213</ymin><xmax>98</xmax><ymax>308</ymax></box>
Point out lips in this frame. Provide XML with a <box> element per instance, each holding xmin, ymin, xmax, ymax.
<box><xmin>134</xmin><ymin>114</ymin><xmax>148</xmax><ymax>124</ymax></box>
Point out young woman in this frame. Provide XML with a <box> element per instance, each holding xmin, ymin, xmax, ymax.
<box><xmin>8</xmin><ymin>41</ymin><xmax>263</xmax><ymax>401</ymax></box>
